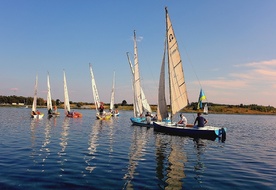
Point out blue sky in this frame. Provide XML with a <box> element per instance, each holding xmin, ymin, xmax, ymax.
<box><xmin>1</xmin><ymin>0</ymin><xmax>276</xmax><ymax>106</ymax></box>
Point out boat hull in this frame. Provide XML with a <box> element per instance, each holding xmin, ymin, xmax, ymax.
<box><xmin>97</xmin><ymin>113</ymin><xmax>112</xmax><ymax>120</ymax></box>
<box><xmin>31</xmin><ymin>113</ymin><xmax>44</xmax><ymax>119</ymax></box>
<box><xmin>130</xmin><ymin>117</ymin><xmax>153</xmax><ymax>127</ymax></box>
<box><xmin>66</xmin><ymin>112</ymin><xmax>82</xmax><ymax>118</ymax></box>
<box><xmin>153</xmin><ymin>122</ymin><xmax>226</xmax><ymax>140</ymax></box>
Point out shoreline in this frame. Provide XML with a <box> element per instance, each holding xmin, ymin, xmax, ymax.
<box><xmin>1</xmin><ymin>104</ymin><xmax>276</xmax><ymax>115</ymax></box>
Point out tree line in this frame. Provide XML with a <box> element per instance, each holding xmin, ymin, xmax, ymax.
<box><xmin>0</xmin><ymin>95</ymin><xmax>126</xmax><ymax>108</ymax></box>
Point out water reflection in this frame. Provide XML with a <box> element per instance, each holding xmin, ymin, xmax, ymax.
<box><xmin>123</xmin><ymin>126</ymin><xmax>151</xmax><ymax>189</ymax></box>
<box><xmin>58</xmin><ymin>117</ymin><xmax>70</xmax><ymax>173</ymax></box>
<box><xmin>85</xmin><ymin>120</ymin><xmax>103</xmax><ymax>173</ymax></box>
<box><xmin>155</xmin><ymin>134</ymin><xmax>187</xmax><ymax>189</ymax></box>
<box><xmin>39</xmin><ymin>118</ymin><xmax>52</xmax><ymax>170</ymax></box>
<box><xmin>193</xmin><ymin>138</ymin><xmax>207</xmax><ymax>184</ymax></box>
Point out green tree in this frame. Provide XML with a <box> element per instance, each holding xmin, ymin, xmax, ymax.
<box><xmin>121</xmin><ymin>100</ymin><xmax>127</xmax><ymax>106</ymax></box>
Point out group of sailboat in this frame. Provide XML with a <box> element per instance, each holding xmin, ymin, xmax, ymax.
<box><xmin>31</xmin><ymin>66</ymin><xmax>120</xmax><ymax>120</ymax></box>
<box><xmin>152</xmin><ymin>7</ymin><xmax>226</xmax><ymax>140</ymax></box>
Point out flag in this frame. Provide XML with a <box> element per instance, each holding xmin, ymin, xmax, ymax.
<box><xmin>197</xmin><ymin>89</ymin><xmax>206</xmax><ymax>109</ymax></box>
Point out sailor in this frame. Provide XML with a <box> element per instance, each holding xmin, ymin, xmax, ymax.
<box><xmin>194</xmin><ymin>112</ymin><xmax>208</xmax><ymax>127</ymax></box>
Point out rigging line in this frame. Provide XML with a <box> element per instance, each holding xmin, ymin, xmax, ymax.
<box><xmin>182</xmin><ymin>45</ymin><xmax>209</xmax><ymax>103</ymax></box>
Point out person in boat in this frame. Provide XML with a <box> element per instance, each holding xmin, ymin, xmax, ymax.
<box><xmin>145</xmin><ymin>112</ymin><xmax>152</xmax><ymax>124</ymax></box>
<box><xmin>67</xmin><ymin>110</ymin><xmax>74</xmax><ymax>117</ymax></box>
<box><xmin>152</xmin><ymin>114</ymin><xmax>157</xmax><ymax>121</ymax></box>
<box><xmin>36</xmin><ymin>110</ymin><xmax>40</xmax><ymax>115</ymax></box>
<box><xmin>48</xmin><ymin>108</ymin><xmax>53</xmax><ymax>114</ymax></box>
<box><xmin>32</xmin><ymin>111</ymin><xmax>37</xmax><ymax>115</ymax></box>
<box><xmin>178</xmin><ymin>113</ymin><xmax>187</xmax><ymax>126</ymax></box>
<box><xmin>194</xmin><ymin>112</ymin><xmax>208</xmax><ymax>127</ymax></box>
<box><xmin>54</xmin><ymin>105</ymin><xmax>57</xmax><ymax>113</ymax></box>
<box><xmin>99</xmin><ymin>104</ymin><xmax>104</xmax><ymax>115</ymax></box>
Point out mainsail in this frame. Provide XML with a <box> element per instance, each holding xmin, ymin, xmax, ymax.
<box><xmin>133</xmin><ymin>30</ymin><xmax>143</xmax><ymax>116</ymax></box>
<box><xmin>89</xmin><ymin>63</ymin><xmax>101</xmax><ymax>111</ymax></box>
<box><xmin>157</xmin><ymin>40</ymin><xmax>168</xmax><ymax>121</ymax></box>
<box><xmin>47</xmin><ymin>72</ymin><xmax>53</xmax><ymax>111</ymax></box>
<box><xmin>127</xmin><ymin>31</ymin><xmax>152</xmax><ymax>117</ymax></box>
<box><xmin>63</xmin><ymin>70</ymin><xmax>70</xmax><ymax>114</ymax></box>
<box><xmin>110</xmin><ymin>71</ymin><xmax>115</xmax><ymax>111</ymax></box>
<box><xmin>157</xmin><ymin>7</ymin><xmax>189</xmax><ymax>121</ymax></box>
<box><xmin>32</xmin><ymin>75</ymin><xmax>38</xmax><ymax>112</ymax></box>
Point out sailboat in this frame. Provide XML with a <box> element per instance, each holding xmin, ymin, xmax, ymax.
<box><xmin>127</xmin><ymin>30</ymin><xmax>153</xmax><ymax>127</ymax></box>
<box><xmin>203</xmin><ymin>104</ymin><xmax>208</xmax><ymax>115</ymax></box>
<box><xmin>153</xmin><ymin>7</ymin><xmax>226</xmax><ymax>140</ymax></box>
<box><xmin>89</xmin><ymin>63</ymin><xmax>112</xmax><ymax>120</ymax></box>
<box><xmin>47</xmin><ymin>72</ymin><xmax>60</xmax><ymax>117</ymax></box>
<box><xmin>110</xmin><ymin>71</ymin><xmax>119</xmax><ymax>116</ymax></box>
<box><xmin>31</xmin><ymin>75</ymin><xmax>44</xmax><ymax>119</ymax></box>
<box><xmin>63</xmin><ymin>70</ymin><xmax>82</xmax><ymax>118</ymax></box>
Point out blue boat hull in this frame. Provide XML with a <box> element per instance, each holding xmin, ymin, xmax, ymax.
<box><xmin>130</xmin><ymin>117</ymin><xmax>153</xmax><ymax>127</ymax></box>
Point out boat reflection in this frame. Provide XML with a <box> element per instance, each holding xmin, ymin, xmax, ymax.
<box><xmin>155</xmin><ymin>134</ymin><xmax>187</xmax><ymax>189</ymax></box>
<box><xmin>123</xmin><ymin>126</ymin><xmax>151</xmax><ymax>189</ymax></box>
<box><xmin>85</xmin><ymin>120</ymin><xmax>103</xmax><ymax>173</ymax></box>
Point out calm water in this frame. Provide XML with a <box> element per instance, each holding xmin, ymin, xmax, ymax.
<box><xmin>0</xmin><ymin>107</ymin><xmax>275</xmax><ymax>190</ymax></box>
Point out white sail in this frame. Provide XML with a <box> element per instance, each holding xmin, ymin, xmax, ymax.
<box><xmin>157</xmin><ymin>40</ymin><xmax>168</xmax><ymax>121</ymax></box>
<box><xmin>47</xmin><ymin>72</ymin><xmax>53</xmax><ymax>111</ymax></box>
<box><xmin>110</xmin><ymin>71</ymin><xmax>115</xmax><ymax>111</ymax></box>
<box><xmin>127</xmin><ymin>31</ymin><xmax>152</xmax><ymax>116</ymax></box>
<box><xmin>133</xmin><ymin>30</ymin><xmax>143</xmax><ymax>116</ymax></box>
<box><xmin>63</xmin><ymin>70</ymin><xmax>71</xmax><ymax>114</ymax></box>
<box><xmin>89</xmin><ymin>63</ymin><xmax>101</xmax><ymax>111</ymax></box>
<box><xmin>157</xmin><ymin>7</ymin><xmax>188</xmax><ymax>121</ymax></box>
<box><xmin>203</xmin><ymin>104</ymin><xmax>208</xmax><ymax>114</ymax></box>
<box><xmin>166</xmin><ymin>7</ymin><xmax>188</xmax><ymax>116</ymax></box>
<box><xmin>32</xmin><ymin>75</ymin><xmax>38</xmax><ymax>112</ymax></box>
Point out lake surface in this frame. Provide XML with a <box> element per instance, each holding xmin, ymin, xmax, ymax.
<box><xmin>0</xmin><ymin>107</ymin><xmax>275</xmax><ymax>190</ymax></box>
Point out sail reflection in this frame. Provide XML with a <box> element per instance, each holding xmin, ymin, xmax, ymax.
<box><xmin>155</xmin><ymin>134</ymin><xmax>187</xmax><ymax>189</ymax></box>
<box><xmin>58</xmin><ymin>117</ymin><xmax>70</xmax><ymax>173</ymax></box>
<box><xmin>39</xmin><ymin>118</ymin><xmax>52</xmax><ymax>167</ymax></box>
<box><xmin>123</xmin><ymin>126</ymin><xmax>151</xmax><ymax>189</ymax></box>
<box><xmin>85</xmin><ymin>120</ymin><xmax>103</xmax><ymax>173</ymax></box>
<box><xmin>30</xmin><ymin>119</ymin><xmax>40</xmax><ymax>159</ymax></box>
